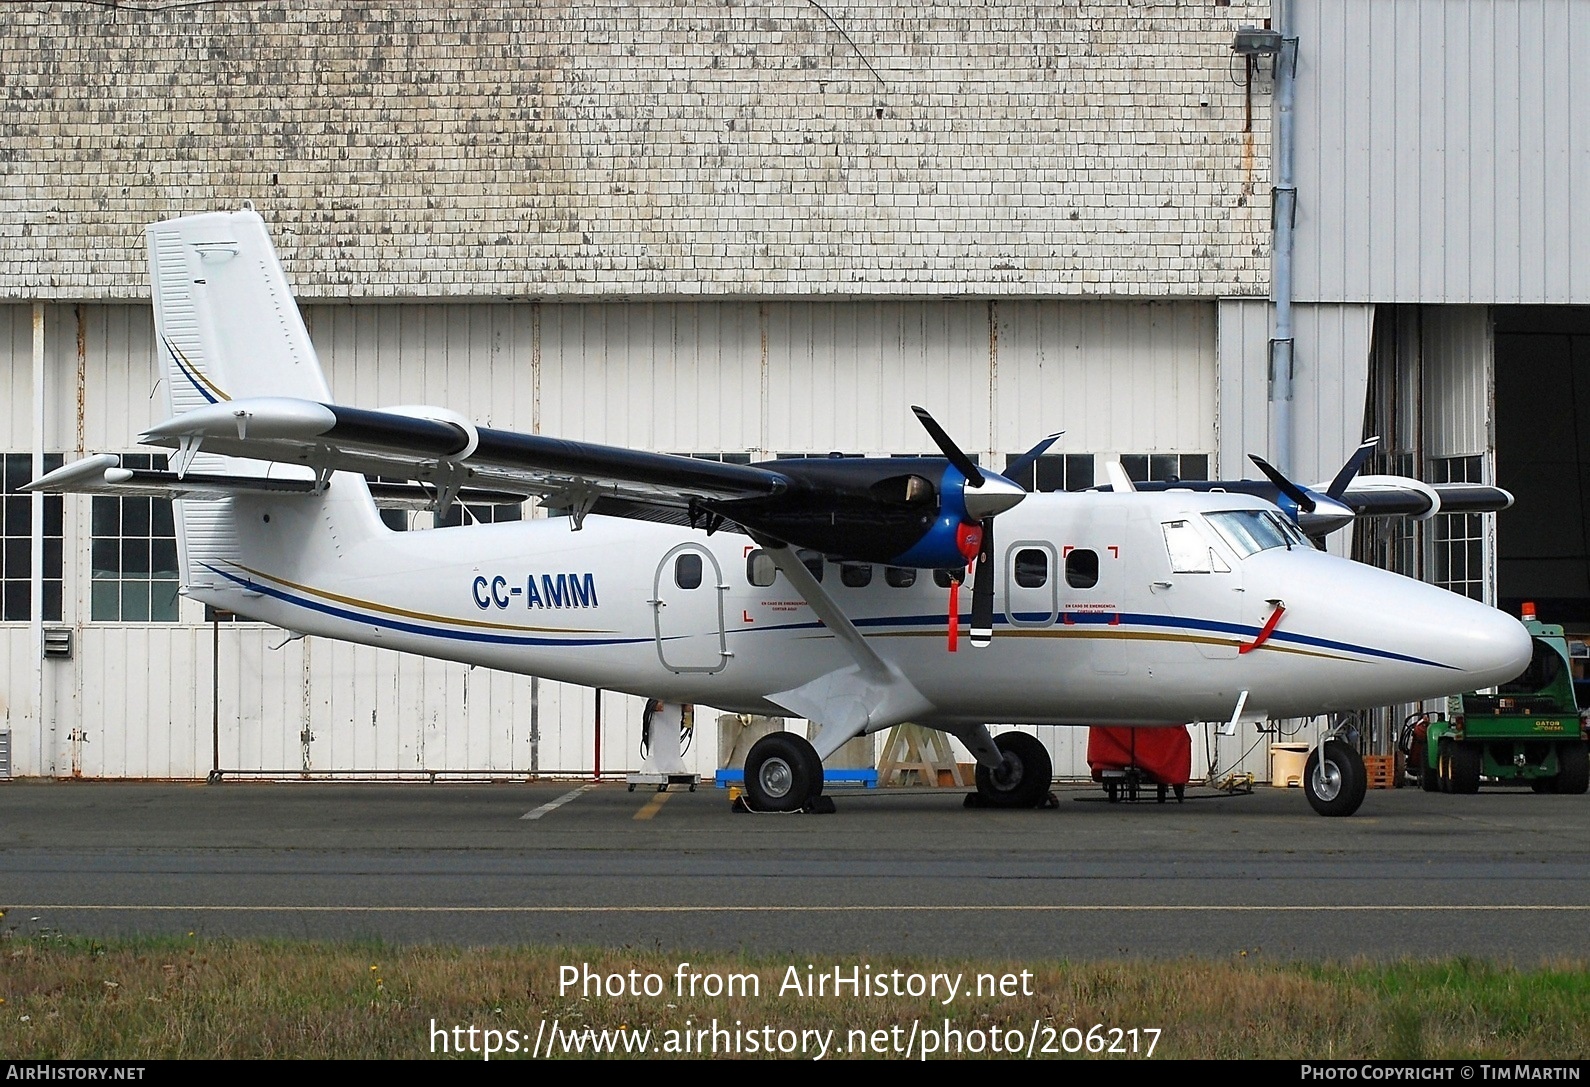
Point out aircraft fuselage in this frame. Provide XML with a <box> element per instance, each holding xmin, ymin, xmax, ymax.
<box><xmin>188</xmin><ymin>486</ymin><xmax>1532</xmax><ymax>733</ymax></box>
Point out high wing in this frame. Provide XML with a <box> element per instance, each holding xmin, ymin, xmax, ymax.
<box><xmin>129</xmin><ymin>396</ymin><xmax>791</xmax><ymax>525</ymax></box>
<box><xmin>1103</xmin><ymin>435</ymin><xmax>1512</xmax><ymax>540</ymax></box>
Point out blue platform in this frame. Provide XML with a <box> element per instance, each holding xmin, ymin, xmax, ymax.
<box><xmin>715</xmin><ymin>768</ymin><xmax>879</xmax><ymax>789</ymax></box>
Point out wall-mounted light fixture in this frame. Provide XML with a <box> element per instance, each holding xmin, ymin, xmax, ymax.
<box><xmin>1233</xmin><ymin>26</ymin><xmax>1283</xmax><ymax>57</ymax></box>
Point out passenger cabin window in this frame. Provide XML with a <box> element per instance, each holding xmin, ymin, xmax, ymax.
<box><xmin>1014</xmin><ymin>547</ymin><xmax>1049</xmax><ymax>588</ymax></box>
<box><xmin>840</xmin><ymin>563</ymin><xmax>873</xmax><ymax>588</ymax></box>
<box><xmin>674</xmin><ymin>553</ymin><xmax>703</xmax><ymax>589</ymax></box>
<box><xmin>1065</xmin><ymin>548</ymin><xmax>1099</xmax><ymax>589</ymax></box>
<box><xmin>933</xmin><ymin>569</ymin><xmax>957</xmax><ymax>589</ymax></box>
<box><xmin>797</xmin><ymin>549</ymin><xmax>825</xmax><ymax>582</ymax></box>
<box><xmin>885</xmin><ymin>567</ymin><xmax>916</xmax><ymax>588</ymax></box>
<box><xmin>746</xmin><ymin>549</ymin><xmax>776</xmax><ymax>587</ymax></box>
<box><xmin>1161</xmin><ymin>520</ymin><xmax>1228</xmax><ymax>574</ymax></box>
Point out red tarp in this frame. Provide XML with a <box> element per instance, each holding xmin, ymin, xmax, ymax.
<box><xmin>1086</xmin><ymin>726</ymin><xmax>1192</xmax><ymax>786</ymax></box>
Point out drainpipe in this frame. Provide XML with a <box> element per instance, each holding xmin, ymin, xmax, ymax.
<box><xmin>32</xmin><ymin>303</ymin><xmax>48</xmax><ymax>776</ymax></box>
<box><xmin>1269</xmin><ymin>0</ymin><xmax>1298</xmax><ymax>478</ymax></box>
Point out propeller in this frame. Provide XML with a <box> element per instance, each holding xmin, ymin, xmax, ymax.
<box><xmin>1247</xmin><ymin>453</ymin><xmax>1317</xmax><ymax>514</ymax></box>
<box><xmin>912</xmin><ymin>407</ymin><xmax>1046</xmax><ymax>650</ymax></box>
<box><xmin>1324</xmin><ymin>437</ymin><xmax>1380</xmax><ymax>500</ymax></box>
<box><xmin>1247</xmin><ymin>440</ymin><xmax>1380</xmax><ymax>541</ymax></box>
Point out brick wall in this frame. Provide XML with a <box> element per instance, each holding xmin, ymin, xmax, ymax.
<box><xmin>1</xmin><ymin>1</ymin><xmax>1273</xmax><ymax>300</ymax></box>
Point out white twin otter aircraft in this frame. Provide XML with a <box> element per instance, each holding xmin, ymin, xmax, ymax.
<box><xmin>31</xmin><ymin>210</ymin><xmax>1532</xmax><ymax>818</ymax></box>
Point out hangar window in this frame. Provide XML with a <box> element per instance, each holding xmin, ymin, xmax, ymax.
<box><xmin>1430</xmin><ymin>455</ymin><xmax>1486</xmax><ymax>602</ymax></box>
<box><xmin>365</xmin><ymin>476</ymin><xmax>525</xmax><ymax>531</ymax></box>
<box><xmin>91</xmin><ymin>453</ymin><xmax>179</xmax><ymax>622</ymax></box>
<box><xmin>885</xmin><ymin>567</ymin><xmax>916</xmax><ymax>588</ymax></box>
<box><xmin>1119</xmin><ymin>453</ymin><xmax>1211</xmax><ymax>485</ymax></box>
<box><xmin>1065</xmin><ymin>548</ymin><xmax>1099</xmax><ymax>589</ymax></box>
<box><xmin>1014</xmin><ymin>548</ymin><xmax>1049</xmax><ymax>588</ymax></box>
<box><xmin>2</xmin><ymin>453</ymin><xmax>65</xmax><ymax>622</ymax></box>
<box><xmin>435</xmin><ymin>500</ymin><xmax>524</xmax><ymax>529</ymax></box>
<box><xmin>746</xmin><ymin>549</ymin><xmax>776</xmax><ymax>587</ymax></box>
<box><xmin>677</xmin><ymin>451</ymin><xmax>753</xmax><ymax>465</ymax></box>
<box><xmin>840</xmin><ymin>563</ymin><xmax>873</xmax><ymax>588</ymax></box>
<box><xmin>1003</xmin><ymin>453</ymin><xmax>1096</xmax><ymax>492</ymax></box>
<box><xmin>674</xmin><ymin>553</ymin><xmax>703</xmax><ymax>590</ymax></box>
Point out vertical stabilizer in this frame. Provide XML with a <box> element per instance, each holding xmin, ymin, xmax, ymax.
<box><xmin>148</xmin><ymin>209</ymin><xmax>333</xmax><ymax>412</ymax></box>
<box><xmin>145</xmin><ymin>209</ymin><xmax>382</xmax><ymax>598</ymax></box>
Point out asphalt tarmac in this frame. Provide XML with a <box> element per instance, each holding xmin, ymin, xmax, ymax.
<box><xmin>2</xmin><ymin>778</ymin><xmax>1587</xmax><ymax>962</ymax></box>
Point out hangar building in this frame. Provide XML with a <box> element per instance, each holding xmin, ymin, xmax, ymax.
<box><xmin>2</xmin><ymin>1</ymin><xmax>1586</xmax><ymax>782</ymax></box>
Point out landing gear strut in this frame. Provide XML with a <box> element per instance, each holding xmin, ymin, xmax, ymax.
<box><xmin>1304</xmin><ymin>737</ymin><xmax>1367</xmax><ymax>817</ymax></box>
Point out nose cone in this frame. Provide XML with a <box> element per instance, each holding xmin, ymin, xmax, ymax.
<box><xmin>1295</xmin><ymin>495</ymin><xmax>1355</xmax><ymax>538</ymax></box>
<box><xmin>962</xmin><ymin>474</ymin><xmax>1026</xmax><ymax>520</ymax></box>
<box><xmin>1348</xmin><ymin>570</ymin><xmax>1533</xmax><ymax>696</ymax></box>
<box><xmin>1250</xmin><ymin>551</ymin><xmax>1535</xmax><ymax>711</ymax></box>
<box><xmin>1436</xmin><ymin>594</ymin><xmax>1534</xmax><ymax>690</ymax></box>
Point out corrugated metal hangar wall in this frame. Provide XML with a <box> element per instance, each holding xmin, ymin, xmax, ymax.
<box><xmin>1</xmin><ymin>297</ymin><xmax>1229</xmax><ymax>781</ymax></box>
<box><xmin>5</xmin><ymin>0</ymin><xmax>1589</xmax><ymax>782</ymax></box>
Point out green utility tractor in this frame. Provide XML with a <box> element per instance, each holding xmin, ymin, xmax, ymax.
<box><xmin>1402</xmin><ymin>604</ymin><xmax>1589</xmax><ymax>795</ymax></box>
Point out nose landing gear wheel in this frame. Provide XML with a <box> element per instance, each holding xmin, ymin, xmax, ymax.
<box><xmin>743</xmin><ymin>732</ymin><xmax>824</xmax><ymax>812</ymax></box>
<box><xmin>1304</xmin><ymin>739</ymin><xmax>1367</xmax><ymax>817</ymax></box>
<box><xmin>973</xmin><ymin>731</ymin><xmax>1053</xmax><ymax>809</ymax></box>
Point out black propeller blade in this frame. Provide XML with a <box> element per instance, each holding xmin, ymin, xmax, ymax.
<box><xmin>912</xmin><ymin>406</ymin><xmax>1047</xmax><ymax>651</ymax></box>
<box><xmin>969</xmin><ymin>517</ymin><xmax>995</xmax><ymax>648</ymax></box>
<box><xmin>911</xmin><ymin>406</ymin><xmax>985</xmax><ymax>486</ymax></box>
<box><xmin>1247</xmin><ymin>453</ymin><xmax>1316</xmax><ymax>513</ymax></box>
<box><xmin>1004</xmin><ymin>429</ymin><xmax>1064</xmax><ymax>483</ymax></box>
<box><xmin>1325</xmin><ymin>436</ymin><xmax>1380</xmax><ymax>499</ymax></box>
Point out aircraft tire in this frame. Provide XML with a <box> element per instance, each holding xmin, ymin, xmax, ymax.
<box><xmin>744</xmin><ymin>732</ymin><xmax>823</xmax><ymax>813</ymax></box>
<box><xmin>1447</xmin><ymin>741</ymin><xmax>1482</xmax><ymax>794</ymax></box>
<box><xmin>974</xmin><ymin>731</ymin><xmax>1053</xmax><ymax>809</ymax></box>
<box><xmin>1554</xmin><ymin>741</ymin><xmax>1588</xmax><ymax>795</ymax></box>
<box><xmin>1304</xmin><ymin>739</ymin><xmax>1366</xmax><ymax>817</ymax></box>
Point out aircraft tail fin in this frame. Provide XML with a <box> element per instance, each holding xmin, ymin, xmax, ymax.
<box><xmin>142</xmin><ymin>208</ymin><xmax>382</xmax><ymax>600</ymax></box>
<box><xmin>148</xmin><ymin>207</ymin><xmax>333</xmax><ymax>411</ymax></box>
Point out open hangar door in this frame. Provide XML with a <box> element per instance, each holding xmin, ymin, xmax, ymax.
<box><xmin>1495</xmin><ymin>307</ymin><xmax>1590</xmax><ymax>633</ymax></box>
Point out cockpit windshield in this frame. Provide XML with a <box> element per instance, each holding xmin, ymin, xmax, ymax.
<box><xmin>1203</xmin><ymin>509</ymin><xmax>1307</xmax><ymax>557</ymax></box>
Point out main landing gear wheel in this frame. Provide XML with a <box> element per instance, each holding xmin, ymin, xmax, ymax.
<box><xmin>1304</xmin><ymin>739</ymin><xmax>1367</xmax><ymax>817</ymax></box>
<box><xmin>973</xmin><ymin>732</ymin><xmax>1053</xmax><ymax>809</ymax></box>
<box><xmin>744</xmin><ymin>732</ymin><xmax>824</xmax><ymax>813</ymax></box>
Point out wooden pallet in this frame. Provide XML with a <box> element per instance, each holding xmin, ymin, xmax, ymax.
<box><xmin>1364</xmin><ymin>754</ymin><xmax>1397</xmax><ymax>790</ymax></box>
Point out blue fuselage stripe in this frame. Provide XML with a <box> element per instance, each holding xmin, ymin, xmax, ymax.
<box><xmin>204</xmin><ymin>565</ymin><xmax>1453</xmax><ymax>669</ymax></box>
<box><xmin>204</xmin><ymin>565</ymin><xmax>648</xmax><ymax>649</ymax></box>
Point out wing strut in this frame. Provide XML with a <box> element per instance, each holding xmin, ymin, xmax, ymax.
<box><xmin>759</xmin><ymin>543</ymin><xmax>934</xmax><ymax>760</ymax></box>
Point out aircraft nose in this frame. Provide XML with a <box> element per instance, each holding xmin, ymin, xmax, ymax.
<box><xmin>1436</xmin><ymin>594</ymin><xmax>1533</xmax><ymax>689</ymax></box>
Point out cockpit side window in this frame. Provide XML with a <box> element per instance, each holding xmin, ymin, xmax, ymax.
<box><xmin>1203</xmin><ymin>510</ymin><xmax>1300</xmax><ymax>558</ymax></box>
<box><xmin>1162</xmin><ymin>520</ymin><xmax>1230</xmax><ymax>573</ymax></box>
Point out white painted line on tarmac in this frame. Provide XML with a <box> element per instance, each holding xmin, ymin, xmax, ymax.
<box><xmin>520</xmin><ymin>784</ymin><xmax>597</xmax><ymax>821</ymax></box>
<box><xmin>10</xmin><ymin>904</ymin><xmax>1590</xmax><ymax>914</ymax></box>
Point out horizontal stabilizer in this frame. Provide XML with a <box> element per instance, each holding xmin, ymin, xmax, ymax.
<box><xmin>25</xmin><ymin>454</ymin><xmax>318</xmax><ymax>499</ymax></box>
